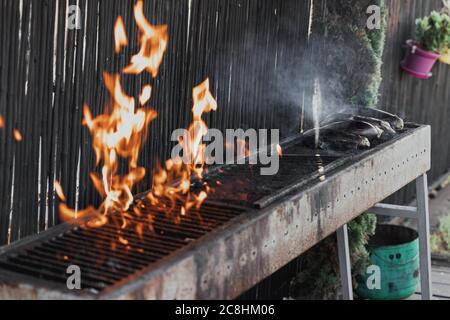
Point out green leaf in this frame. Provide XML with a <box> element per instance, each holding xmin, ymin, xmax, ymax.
<box><xmin>416</xmin><ymin>11</ymin><xmax>450</xmax><ymax>52</ymax></box>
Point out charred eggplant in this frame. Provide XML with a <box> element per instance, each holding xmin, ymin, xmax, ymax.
<box><xmin>322</xmin><ymin>113</ymin><xmax>395</xmax><ymax>134</ymax></box>
<box><xmin>302</xmin><ymin>128</ymin><xmax>371</xmax><ymax>151</ymax></box>
<box><xmin>343</xmin><ymin>106</ymin><xmax>404</xmax><ymax>130</ymax></box>
<box><xmin>318</xmin><ymin>120</ymin><xmax>383</xmax><ymax>140</ymax></box>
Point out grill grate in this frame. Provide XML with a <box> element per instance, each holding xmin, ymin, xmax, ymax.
<box><xmin>0</xmin><ymin>201</ymin><xmax>246</xmax><ymax>294</ymax></box>
<box><xmin>0</xmin><ymin>141</ymin><xmax>340</xmax><ymax>295</ymax></box>
<box><xmin>206</xmin><ymin>153</ymin><xmax>338</xmax><ymax>208</ymax></box>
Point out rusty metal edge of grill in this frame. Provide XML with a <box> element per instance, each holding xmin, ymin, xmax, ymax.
<box><xmin>0</xmin><ymin>125</ymin><xmax>431</xmax><ymax>300</ymax></box>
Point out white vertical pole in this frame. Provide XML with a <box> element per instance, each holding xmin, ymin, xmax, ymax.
<box><xmin>337</xmin><ymin>224</ymin><xmax>353</xmax><ymax>300</ymax></box>
<box><xmin>416</xmin><ymin>174</ymin><xmax>432</xmax><ymax>300</ymax></box>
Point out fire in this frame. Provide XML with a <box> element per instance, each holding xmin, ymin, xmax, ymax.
<box><xmin>54</xmin><ymin>180</ymin><xmax>67</xmax><ymax>202</ymax></box>
<box><xmin>81</xmin><ymin>72</ymin><xmax>157</xmax><ymax>218</ymax></box>
<box><xmin>114</xmin><ymin>16</ymin><xmax>128</xmax><ymax>54</ymax></box>
<box><xmin>139</xmin><ymin>84</ymin><xmax>152</xmax><ymax>106</ymax></box>
<box><xmin>148</xmin><ymin>79</ymin><xmax>217</xmax><ymax>217</ymax></box>
<box><xmin>13</xmin><ymin>129</ymin><xmax>22</xmax><ymax>142</ymax></box>
<box><xmin>59</xmin><ymin>2</ymin><xmax>167</xmax><ymax>229</ymax></box>
<box><xmin>123</xmin><ymin>0</ymin><xmax>168</xmax><ymax>77</ymax></box>
<box><xmin>84</xmin><ymin>72</ymin><xmax>157</xmax><ymax>170</ymax></box>
<box><xmin>0</xmin><ymin>116</ymin><xmax>24</xmax><ymax>143</ymax></box>
<box><xmin>277</xmin><ymin>144</ymin><xmax>283</xmax><ymax>157</ymax></box>
<box><xmin>192</xmin><ymin>79</ymin><xmax>218</xmax><ymax>120</ymax></box>
<box><xmin>187</xmin><ymin>78</ymin><xmax>217</xmax><ymax>177</ymax></box>
<box><xmin>58</xmin><ymin>1</ymin><xmax>217</xmax><ymax>242</ymax></box>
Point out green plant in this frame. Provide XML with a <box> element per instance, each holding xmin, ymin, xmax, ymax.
<box><xmin>290</xmin><ymin>0</ymin><xmax>386</xmax><ymax>300</ymax></box>
<box><xmin>363</xmin><ymin>0</ymin><xmax>386</xmax><ymax>106</ymax></box>
<box><xmin>431</xmin><ymin>214</ymin><xmax>450</xmax><ymax>256</ymax></box>
<box><xmin>416</xmin><ymin>11</ymin><xmax>450</xmax><ymax>53</ymax></box>
<box><xmin>350</xmin><ymin>0</ymin><xmax>386</xmax><ymax>106</ymax></box>
<box><xmin>290</xmin><ymin>214</ymin><xmax>377</xmax><ymax>299</ymax></box>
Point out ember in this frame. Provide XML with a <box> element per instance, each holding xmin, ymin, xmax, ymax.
<box><xmin>0</xmin><ymin>115</ymin><xmax>22</xmax><ymax>142</ymax></box>
<box><xmin>13</xmin><ymin>129</ymin><xmax>22</xmax><ymax>142</ymax></box>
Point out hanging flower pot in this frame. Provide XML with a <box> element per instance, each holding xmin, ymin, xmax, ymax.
<box><xmin>439</xmin><ymin>47</ymin><xmax>450</xmax><ymax>64</ymax></box>
<box><xmin>401</xmin><ymin>40</ymin><xmax>441</xmax><ymax>79</ymax></box>
<box><xmin>401</xmin><ymin>11</ymin><xmax>450</xmax><ymax>79</ymax></box>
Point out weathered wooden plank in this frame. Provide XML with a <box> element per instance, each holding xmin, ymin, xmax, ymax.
<box><xmin>413</xmin><ymin>264</ymin><xmax>450</xmax><ymax>299</ymax></box>
<box><xmin>380</xmin><ymin>0</ymin><xmax>450</xmax><ymax>204</ymax></box>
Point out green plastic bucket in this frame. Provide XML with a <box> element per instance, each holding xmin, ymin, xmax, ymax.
<box><xmin>355</xmin><ymin>224</ymin><xmax>419</xmax><ymax>300</ymax></box>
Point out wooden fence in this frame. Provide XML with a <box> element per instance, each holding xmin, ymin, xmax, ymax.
<box><xmin>380</xmin><ymin>0</ymin><xmax>450</xmax><ymax>204</ymax></box>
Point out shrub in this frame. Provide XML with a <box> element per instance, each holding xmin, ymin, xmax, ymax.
<box><xmin>416</xmin><ymin>11</ymin><xmax>450</xmax><ymax>53</ymax></box>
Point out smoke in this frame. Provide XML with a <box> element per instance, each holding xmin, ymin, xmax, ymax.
<box><xmin>270</xmin><ymin>37</ymin><xmax>361</xmax><ymax>132</ymax></box>
<box><xmin>209</xmin><ymin>36</ymin><xmax>354</xmax><ymax>137</ymax></box>
<box><xmin>195</xmin><ymin>1</ymin><xmax>381</xmax><ymax>138</ymax></box>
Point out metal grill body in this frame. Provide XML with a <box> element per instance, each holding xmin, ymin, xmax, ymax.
<box><xmin>0</xmin><ymin>125</ymin><xmax>431</xmax><ymax>299</ymax></box>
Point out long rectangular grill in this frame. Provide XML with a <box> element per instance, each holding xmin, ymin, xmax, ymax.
<box><xmin>0</xmin><ymin>125</ymin><xmax>431</xmax><ymax>299</ymax></box>
<box><xmin>0</xmin><ymin>202</ymin><xmax>246</xmax><ymax>295</ymax></box>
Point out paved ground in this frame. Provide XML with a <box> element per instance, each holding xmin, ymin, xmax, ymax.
<box><xmin>393</xmin><ymin>178</ymin><xmax>450</xmax><ymax>300</ymax></box>
<box><xmin>410</xmin><ymin>262</ymin><xmax>450</xmax><ymax>300</ymax></box>
<box><xmin>411</xmin><ymin>179</ymin><xmax>450</xmax><ymax>300</ymax></box>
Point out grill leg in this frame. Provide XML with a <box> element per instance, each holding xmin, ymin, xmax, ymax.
<box><xmin>369</xmin><ymin>173</ymin><xmax>433</xmax><ymax>300</ymax></box>
<box><xmin>416</xmin><ymin>174</ymin><xmax>432</xmax><ymax>300</ymax></box>
<box><xmin>337</xmin><ymin>224</ymin><xmax>353</xmax><ymax>300</ymax></box>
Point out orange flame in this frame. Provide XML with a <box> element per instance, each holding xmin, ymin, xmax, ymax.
<box><xmin>0</xmin><ymin>115</ymin><xmax>4</xmax><ymax>128</ymax></box>
<box><xmin>58</xmin><ymin>1</ymin><xmax>218</xmax><ymax>244</ymax></box>
<box><xmin>13</xmin><ymin>129</ymin><xmax>22</xmax><ymax>142</ymax></box>
<box><xmin>60</xmin><ymin>5</ymin><xmax>166</xmax><ymax>229</ymax></box>
<box><xmin>54</xmin><ymin>180</ymin><xmax>67</xmax><ymax>202</ymax></box>
<box><xmin>59</xmin><ymin>203</ymin><xmax>95</xmax><ymax>222</ymax></box>
<box><xmin>82</xmin><ymin>72</ymin><xmax>157</xmax><ymax>217</ymax></box>
<box><xmin>123</xmin><ymin>0</ymin><xmax>168</xmax><ymax>77</ymax></box>
<box><xmin>149</xmin><ymin>79</ymin><xmax>217</xmax><ymax>217</ymax></box>
<box><xmin>277</xmin><ymin>144</ymin><xmax>283</xmax><ymax>157</ymax></box>
<box><xmin>114</xmin><ymin>16</ymin><xmax>128</xmax><ymax>54</ymax></box>
<box><xmin>139</xmin><ymin>84</ymin><xmax>152</xmax><ymax>106</ymax></box>
<box><xmin>185</xmin><ymin>79</ymin><xmax>217</xmax><ymax>177</ymax></box>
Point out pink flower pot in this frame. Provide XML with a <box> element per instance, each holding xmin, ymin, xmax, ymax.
<box><xmin>401</xmin><ymin>40</ymin><xmax>441</xmax><ymax>79</ymax></box>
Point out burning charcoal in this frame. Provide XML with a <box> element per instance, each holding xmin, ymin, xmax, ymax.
<box><xmin>302</xmin><ymin>129</ymin><xmax>371</xmax><ymax>151</ymax></box>
<box><xmin>344</xmin><ymin>106</ymin><xmax>404</xmax><ymax>130</ymax></box>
